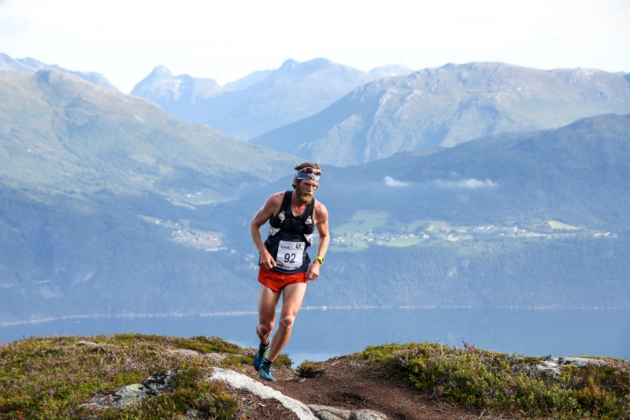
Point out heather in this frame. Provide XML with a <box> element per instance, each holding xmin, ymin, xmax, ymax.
<box><xmin>0</xmin><ymin>333</ymin><xmax>290</xmax><ymax>419</ymax></box>
<box><xmin>358</xmin><ymin>341</ymin><xmax>630</xmax><ymax>419</ymax></box>
<box><xmin>3</xmin><ymin>334</ymin><xmax>629</xmax><ymax>419</ymax></box>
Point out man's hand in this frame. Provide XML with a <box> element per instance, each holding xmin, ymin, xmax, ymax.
<box><xmin>306</xmin><ymin>261</ymin><xmax>321</xmax><ymax>281</ymax></box>
<box><xmin>259</xmin><ymin>248</ymin><xmax>276</xmax><ymax>270</ymax></box>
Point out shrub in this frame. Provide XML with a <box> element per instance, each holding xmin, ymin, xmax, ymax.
<box><xmin>296</xmin><ymin>360</ymin><xmax>326</xmax><ymax>378</ymax></box>
<box><xmin>358</xmin><ymin>341</ymin><xmax>630</xmax><ymax>419</ymax></box>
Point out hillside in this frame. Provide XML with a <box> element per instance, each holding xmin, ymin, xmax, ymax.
<box><xmin>1</xmin><ymin>66</ymin><xmax>629</xmax><ymax>324</ymax></box>
<box><xmin>132</xmin><ymin>58</ymin><xmax>379</xmax><ymax>139</ymax></box>
<box><xmin>1</xmin><ymin>334</ymin><xmax>628</xmax><ymax>419</ymax></box>
<box><xmin>0</xmin><ymin>69</ymin><xmax>297</xmax><ymax>196</ymax></box>
<box><xmin>214</xmin><ymin>114</ymin><xmax>630</xmax><ymax>310</ymax></box>
<box><xmin>0</xmin><ymin>68</ymin><xmax>299</xmax><ymax>323</ymax></box>
<box><xmin>251</xmin><ymin>62</ymin><xmax>630</xmax><ymax>166</ymax></box>
<box><xmin>319</xmin><ymin>113</ymin><xmax>630</xmax><ymax>229</ymax></box>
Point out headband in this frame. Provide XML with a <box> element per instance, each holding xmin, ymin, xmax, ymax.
<box><xmin>296</xmin><ymin>167</ymin><xmax>321</xmax><ymax>182</ymax></box>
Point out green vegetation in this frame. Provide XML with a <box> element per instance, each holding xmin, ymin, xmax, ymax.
<box><xmin>295</xmin><ymin>360</ymin><xmax>327</xmax><ymax>378</ymax></box>
<box><xmin>303</xmin><ymin>237</ymin><xmax>630</xmax><ymax>310</ymax></box>
<box><xmin>328</xmin><ymin>212</ymin><xmax>609</xmax><ymax>253</ymax></box>
<box><xmin>3</xmin><ymin>334</ymin><xmax>626</xmax><ymax>419</ymax></box>
<box><xmin>358</xmin><ymin>342</ymin><xmax>630</xmax><ymax>419</ymax></box>
<box><xmin>0</xmin><ymin>334</ymin><xmax>292</xmax><ymax>419</ymax></box>
<box><xmin>0</xmin><ymin>69</ymin><xmax>298</xmax><ymax>198</ymax></box>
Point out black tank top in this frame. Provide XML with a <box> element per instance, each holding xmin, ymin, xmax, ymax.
<box><xmin>263</xmin><ymin>191</ymin><xmax>315</xmax><ymax>274</ymax></box>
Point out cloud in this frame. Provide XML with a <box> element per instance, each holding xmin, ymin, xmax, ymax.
<box><xmin>0</xmin><ymin>16</ymin><xmax>29</xmax><ymax>35</ymax></box>
<box><xmin>430</xmin><ymin>178</ymin><xmax>498</xmax><ymax>189</ymax></box>
<box><xmin>384</xmin><ymin>176</ymin><xmax>410</xmax><ymax>187</ymax></box>
<box><xmin>384</xmin><ymin>176</ymin><xmax>498</xmax><ymax>189</ymax></box>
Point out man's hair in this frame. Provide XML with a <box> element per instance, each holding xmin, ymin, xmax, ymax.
<box><xmin>292</xmin><ymin>162</ymin><xmax>321</xmax><ymax>189</ymax></box>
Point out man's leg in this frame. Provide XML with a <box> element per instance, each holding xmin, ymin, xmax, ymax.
<box><xmin>256</xmin><ymin>284</ymin><xmax>281</xmax><ymax>345</ymax></box>
<box><xmin>266</xmin><ymin>282</ymin><xmax>308</xmax><ymax>362</ymax></box>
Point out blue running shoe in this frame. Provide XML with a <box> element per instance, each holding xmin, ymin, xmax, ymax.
<box><xmin>254</xmin><ymin>339</ymin><xmax>271</xmax><ymax>372</ymax></box>
<box><xmin>259</xmin><ymin>360</ymin><xmax>276</xmax><ymax>382</ymax></box>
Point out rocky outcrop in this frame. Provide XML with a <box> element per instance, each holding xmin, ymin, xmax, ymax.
<box><xmin>81</xmin><ymin>365</ymin><xmax>390</xmax><ymax>419</ymax></box>
<box><xmin>209</xmin><ymin>368</ymin><xmax>389</xmax><ymax>420</ymax></box>
<box><xmin>209</xmin><ymin>368</ymin><xmax>317</xmax><ymax>420</ymax></box>
<box><xmin>309</xmin><ymin>404</ymin><xmax>388</xmax><ymax>420</ymax></box>
<box><xmin>535</xmin><ymin>356</ymin><xmax>599</xmax><ymax>377</ymax></box>
<box><xmin>81</xmin><ymin>370</ymin><xmax>176</xmax><ymax>409</ymax></box>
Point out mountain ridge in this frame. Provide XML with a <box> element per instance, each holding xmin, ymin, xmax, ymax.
<box><xmin>251</xmin><ymin>62</ymin><xmax>630</xmax><ymax>166</ymax></box>
<box><xmin>0</xmin><ymin>52</ymin><xmax>119</xmax><ymax>91</ymax></box>
<box><xmin>131</xmin><ymin>58</ymin><xmax>380</xmax><ymax>139</ymax></box>
<box><xmin>0</xmin><ymin>68</ymin><xmax>298</xmax><ymax>196</ymax></box>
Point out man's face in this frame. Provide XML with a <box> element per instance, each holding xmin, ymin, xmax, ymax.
<box><xmin>295</xmin><ymin>179</ymin><xmax>318</xmax><ymax>204</ymax></box>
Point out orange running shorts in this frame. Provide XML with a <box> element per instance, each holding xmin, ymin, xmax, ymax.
<box><xmin>258</xmin><ymin>267</ymin><xmax>308</xmax><ymax>292</ymax></box>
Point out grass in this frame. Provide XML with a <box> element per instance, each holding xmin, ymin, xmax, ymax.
<box><xmin>357</xmin><ymin>341</ymin><xmax>630</xmax><ymax>419</ymax></box>
<box><xmin>0</xmin><ymin>334</ymin><xmax>291</xmax><ymax>419</ymax></box>
<box><xmin>332</xmin><ymin>210</ymin><xmax>389</xmax><ymax>235</ymax></box>
<box><xmin>295</xmin><ymin>360</ymin><xmax>327</xmax><ymax>378</ymax></box>
<box><xmin>4</xmin><ymin>334</ymin><xmax>628</xmax><ymax>419</ymax></box>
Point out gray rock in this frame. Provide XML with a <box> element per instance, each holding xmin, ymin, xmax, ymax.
<box><xmin>562</xmin><ymin>357</ymin><xmax>595</xmax><ymax>368</ymax></box>
<box><xmin>142</xmin><ymin>370</ymin><xmax>176</xmax><ymax>394</ymax></box>
<box><xmin>309</xmin><ymin>404</ymin><xmax>388</xmax><ymax>420</ymax></box>
<box><xmin>81</xmin><ymin>370</ymin><xmax>176</xmax><ymax>409</ymax></box>
<box><xmin>167</xmin><ymin>348</ymin><xmax>200</xmax><ymax>357</ymax></box>
<box><xmin>82</xmin><ymin>383</ymin><xmax>149</xmax><ymax>409</ymax></box>
<box><xmin>309</xmin><ymin>405</ymin><xmax>351</xmax><ymax>419</ymax></box>
<box><xmin>535</xmin><ymin>356</ymin><xmax>598</xmax><ymax>377</ymax></box>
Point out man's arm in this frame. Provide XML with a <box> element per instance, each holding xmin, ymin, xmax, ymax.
<box><xmin>249</xmin><ymin>193</ymin><xmax>283</xmax><ymax>270</ymax></box>
<box><xmin>306</xmin><ymin>202</ymin><xmax>330</xmax><ymax>281</ymax></box>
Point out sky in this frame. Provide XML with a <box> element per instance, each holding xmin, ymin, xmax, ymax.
<box><xmin>1</xmin><ymin>0</ymin><xmax>629</xmax><ymax>93</ymax></box>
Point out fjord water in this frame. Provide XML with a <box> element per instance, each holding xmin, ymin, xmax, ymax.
<box><xmin>1</xmin><ymin>308</ymin><xmax>628</xmax><ymax>364</ymax></box>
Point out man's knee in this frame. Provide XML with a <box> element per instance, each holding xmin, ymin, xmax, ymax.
<box><xmin>279</xmin><ymin>315</ymin><xmax>295</xmax><ymax>330</ymax></box>
<box><xmin>257</xmin><ymin>323</ymin><xmax>273</xmax><ymax>336</ymax></box>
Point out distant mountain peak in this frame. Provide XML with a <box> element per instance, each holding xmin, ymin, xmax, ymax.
<box><xmin>0</xmin><ymin>52</ymin><xmax>119</xmax><ymax>91</ymax></box>
<box><xmin>131</xmin><ymin>66</ymin><xmax>221</xmax><ymax>103</ymax></box>
<box><xmin>369</xmin><ymin>64</ymin><xmax>415</xmax><ymax>77</ymax></box>
<box><xmin>280</xmin><ymin>59</ymin><xmax>300</xmax><ymax>69</ymax></box>
<box><xmin>251</xmin><ymin>62</ymin><xmax>630</xmax><ymax>166</ymax></box>
<box><xmin>149</xmin><ymin>65</ymin><xmax>173</xmax><ymax>78</ymax></box>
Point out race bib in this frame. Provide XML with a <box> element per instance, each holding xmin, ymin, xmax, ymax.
<box><xmin>276</xmin><ymin>241</ymin><xmax>305</xmax><ymax>270</ymax></box>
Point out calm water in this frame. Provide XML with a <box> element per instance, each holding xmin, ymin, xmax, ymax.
<box><xmin>1</xmin><ymin>308</ymin><xmax>628</xmax><ymax>364</ymax></box>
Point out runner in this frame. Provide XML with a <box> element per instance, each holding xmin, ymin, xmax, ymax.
<box><xmin>249</xmin><ymin>162</ymin><xmax>330</xmax><ymax>381</ymax></box>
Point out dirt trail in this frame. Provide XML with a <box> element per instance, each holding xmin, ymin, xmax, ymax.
<box><xmin>234</xmin><ymin>356</ymin><xmax>506</xmax><ymax>420</ymax></box>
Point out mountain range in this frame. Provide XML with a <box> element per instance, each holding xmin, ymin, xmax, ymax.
<box><xmin>251</xmin><ymin>62</ymin><xmax>630</xmax><ymax>166</ymax></box>
<box><xmin>131</xmin><ymin>58</ymin><xmax>382</xmax><ymax>140</ymax></box>
<box><xmin>0</xmin><ymin>67</ymin><xmax>302</xmax><ymax>323</ymax></box>
<box><xmin>0</xmin><ymin>52</ymin><xmax>119</xmax><ymax>91</ymax></box>
<box><xmin>1</xmin><ymin>55</ymin><xmax>629</xmax><ymax>324</ymax></box>
<box><xmin>0</xmin><ymin>68</ymin><xmax>297</xmax><ymax>196</ymax></box>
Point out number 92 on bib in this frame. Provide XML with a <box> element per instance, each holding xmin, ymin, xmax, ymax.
<box><xmin>276</xmin><ymin>241</ymin><xmax>305</xmax><ymax>270</ymax></box>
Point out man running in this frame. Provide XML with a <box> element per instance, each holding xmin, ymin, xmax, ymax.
<box><xmin>249</xmin><ymin>162</ymin><xmax>330</xmax><ymax>381</ymax></box>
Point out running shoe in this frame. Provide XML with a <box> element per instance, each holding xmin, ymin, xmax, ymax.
<box><xmin>254</xmin><ymin>339</ymin><xmax>271</xmax><ymax>372</ymax></box>
<box><xmin>259</xmin><ymin>361</ymin><xmax>276</xmax><ymax>382</ymax></box>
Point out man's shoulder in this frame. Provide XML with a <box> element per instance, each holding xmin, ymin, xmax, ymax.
<box><xmin>313</xmin><ymin>199</ymin><xmax>328</xmax><ymax>216</ymax></box>
<box><xmin>264</xmin><ymin>191</ymin><xmax>287</xmax><ymax>207</ymax></box>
